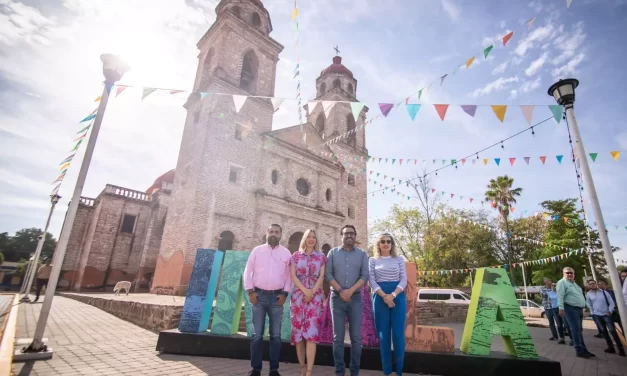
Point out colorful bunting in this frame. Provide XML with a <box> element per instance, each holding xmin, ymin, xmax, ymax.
<box><xmin>556</xmin><ymin>155</ymin><xmax>563</xmax><ymax>164</ymax></box>
<box><xmin>322</xmin><ymin>101</ymin><xmax>336</xmax><ymax>118</ymax></box>
<box><xmin>494</xmin><ymin>158</ymin><xmax>501</xmax><ymax>166</ymax></box>
<box><xmin>520</xmin><ymin>105</ymin><xmax>535</xmax><ymax>125</ymax></box>
<box><xmin>434</xmin><ymin>104</ymin><xmax>449</xmax><ymax>120</ymax></box>
<box><xmin>539</xmin><ymin>156</ymin><xmax>547</xmax><ymax>164</ymax></box>
<box><xmin>483</xmin><ymin>45</ymin><xmax>493</xmax><ymax>59</ymax></box>
<box><xmin>80</xmin><ymin>114</ymin><xmax>96</xmax><ymax>123</ymax></box>
<box><xmin>461</xmin><ymin>105</ymin><xmax>477</xmax><ymax>117</ymax></box>
<box><xmin>350</xmin><ymin>102</ymin><xmax>365</xmax><ymax>121</ymax></box>
<box><xmin>379</xmin><ymin>103</ymin><xmax>394</xmax><ymax>117</ymax></box>
<box><xmin>406</xmin><ymin>104</ymin><xmax>421</xmax><ymax>121</ymax></box>
<box><xmin>589</xmin><ymin>153</ymin><xmax>598</xmax><ymax>162</ymax></box>
<box><xmin>483</xmin><ymin>158</ymin><xmax>489</xmax><ymax>166</ymax></box>
<box><xmin>527</xmin><ymin>16</ymin><xmax>536</xmax><ymax>29</ymax></box>
<box><xmin>502</xmin><ymin>31</ymin><xmax>514</xmax><ymax>46</ymax></box>
<box><xmin>233</xmin><ymin>95</ymin><xmax>247</xmax><ymax>113</ymax></box>
<box><xmin>524</xmin><ymin>157</ymin><xmax>530</xmax><ymax>165</ymax></box>
<box><xmin>141</xmin><ymin>88</ymin><xmax>157</xmax><ymax>101</ymax></box>
<box><xmin>291</xmin><ymin>7</ymin><xmax>298</xmax><ymax>20</ymax></box>
<box><xmin>611</xmin><ymin>151</ymin><xmax>620</xmax><ymax>160</ymax></box>
<box><xmin>115</xmin><ymin>86</ymin><xmax>127</xmax><ymax>97</ymax></box>
<box><xmin>509</xmin><ymin>158</ymin><xmax>516</xmax><ymax>166</ymax></box>
<box><xmin>465</xmin><ymin>56</ymin><xmax>475</xmax><ymax>69</ymax></box>
<box><xmin>440</xmin><ymin>74</ymin><xmax>448</xmax><ymax>86</ymax></box>
<box><xmin>491</xmin><ymin>105</ymin><xmax>507</xmax><ymax>122</ymax></box>
<box><xmin>549</xmin><ymin>105</ymin><xmax>563</xmax><ymax>123</ymax></box>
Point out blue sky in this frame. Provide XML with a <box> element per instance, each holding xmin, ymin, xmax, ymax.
<box><xmin>1</xmin><ymin>0</ymin><xmax>626</xmax><ymax>263</ymax></box>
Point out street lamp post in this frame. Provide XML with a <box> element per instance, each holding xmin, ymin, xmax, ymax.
<box><xmin>20</xmin><ymin>54</ymin><xmax>128</xmax><ymax>356</ymax></box>
<box><xmin>547</xmin><ymin>78</ymin><xmax>627</xmax><ymax>338</ymax></box>
<box><xmin>20</xmin><ymin>194</ymin><xmax>61</xmax><ymax>302</ymax></box>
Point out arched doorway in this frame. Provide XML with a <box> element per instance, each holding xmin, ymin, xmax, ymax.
<box><xmin>322</xmin><ymin>243</ymin><xmax>331</xmax><ymax>256</ymax></box>
<box><xmin>288</xmin><ymin>232</ymin><xmax>304</xmax><ymax>254</ymax></box>
<box><xmin>218</xmin><ymin>231</ymin><xmax>234</xmax><ymax>251</ymax></box>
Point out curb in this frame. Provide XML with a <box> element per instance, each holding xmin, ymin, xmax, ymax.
<box><xmin>0</xmin><ymin>294</ymin><xmax>20</xmax><ymax>376</ymax></box>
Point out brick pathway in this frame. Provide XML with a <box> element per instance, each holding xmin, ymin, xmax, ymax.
<box><xmin>12</xmin><ymin>297</ymin><xmax>430</xmax><ymax>376</ymax></box>
<box><xmin>0</xmin><ymin>294</ymin><xmax>14</xmax><ymax>341</ymax></box>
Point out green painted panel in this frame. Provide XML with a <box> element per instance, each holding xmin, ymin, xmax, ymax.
<box><xmin>460</xmin><ymin>268</ymin><xmax>538</xmax><ymax>359</ymax></box>
<box><xmin>210</xmin><ymin>250</ymin><xmax>250</xmax><ymax>335</ymax></box>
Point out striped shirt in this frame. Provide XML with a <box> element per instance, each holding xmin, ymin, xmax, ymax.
<box><xmin>368</xmin><ymin>256</ymin><xmax>407</xmax><ymax>293</ymax></box>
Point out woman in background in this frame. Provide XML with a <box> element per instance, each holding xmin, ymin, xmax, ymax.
<box><xmin>290</xmin><ymin>229</ymin><xmax>326</xmax><ymax>376</ymax></box>
<box><xmin>369</xmin><ymin>232</ymin><xmax>407</xmax><ymax>376</ymax></box>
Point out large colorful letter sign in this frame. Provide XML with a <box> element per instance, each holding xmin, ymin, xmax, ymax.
<box><xmin>460</xmin><ymin>268</ymin><xmax>537</xmax><ymax>359</ymax></box>
<box><xmin>211</xmin><ymin>250</ymin><xmax>250</xmax><ymax>335</ymax></box>
<box><xmin>178</xmin><ymin>249</ymin><xmax>223</xmax><ymax>333</ymax></box>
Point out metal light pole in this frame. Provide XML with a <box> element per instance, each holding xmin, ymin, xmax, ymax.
<box><xmin>22</xmin><ymin>54</ymin><xmax>128</xmax><ymax>355</ymax></box>
<box><xmin>20</xmin><ymin>194</ymin><xmax>61</xmax><ymax>302</ymax></box>
<box><xmin>547</xmin><ymin>78</ymin><xmax>627</xmax><ymax>337</ymax></box>
<box><xmin>19</xmin><ymin>253</ymin><xmax>35</xmax><ymax>295</ymax></box>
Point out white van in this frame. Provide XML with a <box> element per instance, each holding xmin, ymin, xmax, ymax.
<box><xmin>417</xmin><ymin>289</ymin><xmax>471</xmax><ymax>304</ymax></box>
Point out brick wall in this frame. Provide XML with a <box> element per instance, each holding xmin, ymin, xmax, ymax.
<box><xmin>60</xmin><ymin>201</ymin><xmax>94</xmax><ymax>287</ymax></box>
<box><xmin>416</xmin><ymin>302</ymin><xmax>469</xmax><ymax>325</ymax></box>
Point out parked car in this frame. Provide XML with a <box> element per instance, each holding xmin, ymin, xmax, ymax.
<box><xmin>518</xmin><ymin>299</ymin><xmax>545</xmax><ymax>318</ymax></box>
<box><xmin>417</xmin><ymin>289</ymin><xmax>471</xmax><ymax>304</ymax></box>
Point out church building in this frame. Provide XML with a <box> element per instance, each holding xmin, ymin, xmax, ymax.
<box><xmin>59</xmin><ymin>0</ymin><xmax>368</xmax><ymax>294</ymax></box>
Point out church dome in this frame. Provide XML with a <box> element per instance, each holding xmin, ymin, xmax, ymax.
<box><xmin>320</xmin><ymin>56</ymin><xmax>353</xmax><ymax>78</ymax></box>
<box><xmin>146</xmin><ymin>169</ymin><xmax>175</xmax><ymax>194</ymax></box>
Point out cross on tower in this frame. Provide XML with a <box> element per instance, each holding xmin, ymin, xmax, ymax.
<box><xmin>334</xmin><ymin>45</ymin><xmax>340</xmax><ymax>55</ymax></box>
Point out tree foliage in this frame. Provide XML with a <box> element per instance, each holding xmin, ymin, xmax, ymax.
<box><xmin>0</xmin><ymin>228</ymin><xmax>57</xmax><ymax>262</ymax></box>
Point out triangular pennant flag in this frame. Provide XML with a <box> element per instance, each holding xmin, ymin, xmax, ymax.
<box><xmin>115</xmin><ymin>86</ymin><xmax>127</xmax><ymax>97</ymax></box>
<box><xmin>79</xmin><ymin>113</ymin><xmax>96</xmax><ymax>123</ymax></box>
<box><xmin>524</xmin><ymin>157</ymin><xmax>530</xmax><ymax>164</ymax></box>
<box><xmin>71</xmin><ymin>139</ymin><xmax>83</xmax><ymax>152</ymax></box>
<box><xmin>406</xmin><ymin>104</ymin><xmax>421</xmax><ymax>121</ymax></box>
<box><xmin>379</xmin><ymin>103</ymin><xmax>394</xmax><ymax>117</ymax></box>
<box><xmin>495</xmin><ymin>158</ymin><xmax>501</xmax><ymax>166</ymax></box>
<box><xmin>556</xmin><ymin>155</ymin><xmax>563</xmax><ymax>164</ymax></box>
<box><xmin>465</xmin><ymin>56</ymin><xmax>475</xmax><ymax>69</ymax></box>
<box><xmin>520</xmin><ymin>105</ymin><xmax>535</xmax><ymax>125</ymax></box>
<box><xmin>233</xmin><ymin>95</ymin><xmax>247</xmax><ymax>113</ymax></box>
<box><xmin>350</xmin><ymin>102</ymin><xmax>365</xmax><ymax>121</ymax></box>
<box><xmin>549</xmin><ymin>105</ymin><xmax>563</xmax><ymax>123</ymax></box>
<box><xmin>491</xmin><ymin>105</ymin><xmax>507</xmax><ymax>122</ymax></box>
<box><xmin>461</xmin><ymin>105</ymin><xmax>477</xmax><ymax>117</ymax></box>
<box><xmin>307</xmin><ymin>101</ymin><xmax>319</xmax><ymax>114</ymax></box>
<box><xmin>94</xmin><ymin>95</ymin><xmax>101</xmax><ymax>102</ymax></box>
<box><xmin>271</xmin><ymin>97</ymin><xmax>285</xmax><ymax>112</ymax></box>
<box><xmin>461</xmin><ymin>159</ymin><xmax>467</xmax><ymax>165</ymax></box>
<box><xmin>470</xmin><ymin>198</ymin><xmax>473</xmax><ymax>203</ymax></box>
<box><xmin>59</xmin><ymin>162</ymin><xmax>71</xmax><ymax>171</ymax></box>
<box><xmin>483</xmin><ymin>158</ymin><xmax>489</xmax><ymax>166</ymax></box>
<box><xmin>440</xmin><ymin>74</ymin><xmax>448</xmax><ymax>86</ymax></box>
<box><xmin>451</xmin><ymin>193</ymin><xmax>455</xmax><ymax>198</ymax></box>
<box><xmin>200</xmin><ymin>92</ymin><xmax>210</xmax><ymax>99</ymax></box>
<box><xmin>291</xmin><ymin>7</ymin><xmax>298</xmax><ymax>20</ymax></box>
<box><xmin>418</xmin><ymin>89</ymin><xmax>423</xmax><ymax>99</ymax></box>
<box><xmin>540</xmin><ymin>156</ymin><xmax>547</xmax><ymax>164</ymax></box>
<box><xmin>566</xmin><ymin>0</ymin><xmax>573</xmax><ymax>8</ymax></box>
<box><xmin>611</xmin><ymin>151</ymin><xmax>620</xmax><ymax>160</ymax></box>
<box><xmin>503</xmin><ymin>31</ymin><xmax>514</xmax><ymax>46</ymax></box>
<box><xmin>141</xmin><ymin>88</ymin><xmax>157</xmax><ymax>101</ymax></box>
<box><xmin>484</xmin><ymin>45</ymin><xmax>494</xmax><ymax>59</ymax></box>
<box><xmin>434</xmin><ymin>104</ymin><xmax>449</xmax><ymax>120</ymax></box>
<box><xmin>589</xmin><ymin>153</ymin><xmax>598</xmax><ymax>162</ymax></box>
<box><xmin>509</xmin><ymin>158</ymin><xmax>516</xmax><ymax>166</ymax></box>
<box><xmin>527</xmin><ymin>16</ymin><xmax>536</xmax><ymax>29</ymax></box>
<box><xmin>169</xmin><ymin>89</ymin><xmax>185</xmax><ymax>95</ymax></box>
<box><xmin>322</xmin><ymin>101</ymin><xmax>336</xmax><ymax>118</ymax></box>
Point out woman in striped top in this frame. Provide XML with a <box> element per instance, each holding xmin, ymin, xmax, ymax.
<box><xmin>369</xmin><ymin>232</ymin><xmax>407</xmax><ymax>376</ymax></box>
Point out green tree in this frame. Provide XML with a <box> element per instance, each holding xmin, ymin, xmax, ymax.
<box><xmin>0</xmin><ymin>228</ymin><xmax>57</xmax><ymax>262</ymax></box>
<box><xmin>370</xmin><ymin>204</ymin><xmax>426</xmax><ymax>261</ymax></box>
<box><xmin>530</xmin><ymin>199</ymin><xmax>607</xmax><ymax>285</ymax></box>
<box><xmin>485</xmin><ymin>175</ymin><xmax>523</xmax><ymax>282</ymax></box>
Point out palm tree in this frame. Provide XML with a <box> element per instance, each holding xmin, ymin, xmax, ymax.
<box><xmin>485</xmin><ymin>175</ymin><xmax>523</xmax><ymax>282</ymax></box>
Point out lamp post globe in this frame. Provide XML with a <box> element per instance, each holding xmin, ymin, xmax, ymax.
<box><xmin>100</xmin><ymin>54</ymin><xmax>130</xmax><ymax>84</ymax></box>
<box><xmin>547</xmin><ymin>78</ymin><xmax>579</xmax><ymax>106</ymax></box>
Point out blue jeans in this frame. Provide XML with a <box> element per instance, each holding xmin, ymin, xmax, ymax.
<box><xmin>373</xmin><ymin>282</ymin><xmax>406</xmax><ymax>376</ymax></box>
<box><xmin>250</xmin><ymin>292</ymin><xmax>284</xmax><ymax>372</ymax></box>
<box><xmin>592</xmin><ymin>314</ymin><xmax>624</xmax><ymax>351</ymax></box>
<box><xmin>331</xmin><ymin>292</ymin><xmax>362</xmax><ymax>376</ymax></box>
<box><xmin>545</xmin><ymin>307</ymin><xmax>558</xmax><ymax>338</ymax></box>
<box><xmin>563</xmin><ymin>304</ymin><xmax>588</xmax><ymax>356</ymax></box>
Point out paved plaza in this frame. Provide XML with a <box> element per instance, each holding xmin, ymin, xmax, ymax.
<box><xmin>9</xmin><ymin>296</ymin><xmax>627</xmax><ymax>375</ymax></box>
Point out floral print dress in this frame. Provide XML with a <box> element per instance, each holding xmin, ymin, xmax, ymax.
<box><xmin>290</xmin><ymin>250</ymin><xmax>326</xmax><ymax>345</ymax></box>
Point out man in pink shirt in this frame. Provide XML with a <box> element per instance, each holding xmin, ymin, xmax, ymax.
<box><xmin>244</xmin><ymin>224</ymin><xmax>292</xmax><ymax>376</ymax></box>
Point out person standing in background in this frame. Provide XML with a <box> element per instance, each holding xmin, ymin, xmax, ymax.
<box><xmin>586</xmin><ymin>280</ymin><xmax>625</xmax><ymax>356</ymax></box>
<box><xmin>598</xmin><ymin>279</ymin><xmax>624</xmax><ymax>333</ymax></box>
<box><xmin>34</xmin><ymin>258</ymin><xmax>52</xmax><ymax>302</ymax></box>
<box><xmin>369</xmin><ymin>233</ymin><xmax>407</xmax><ymax>376</ymax></box>
<box><xmin>540</xmin><ymin>278</ymin><xmax>558</xmax><ymax>341</ymax></box>
<box><xmin>548</xmin><ymin>282</ymin><xmax>569</xmax><ymax>345</ymax></box>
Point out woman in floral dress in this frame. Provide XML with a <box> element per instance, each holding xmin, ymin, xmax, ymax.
<box><xmin>290</xmin><ymin>229</ymin><xmax>326</xmax><ymax>376</ymax></box>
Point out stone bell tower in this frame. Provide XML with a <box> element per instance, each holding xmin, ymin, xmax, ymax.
<box><xmin>152</xmin><ymin>0</ymin><xmax>284</xmax><ymax>295</ymax></box>
<box><xmin>306</xmin><ymin>54</ymin><xmax>369</xmax><ymax>246</ymax></box>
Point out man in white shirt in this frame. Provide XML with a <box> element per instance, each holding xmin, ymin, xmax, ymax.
<box><xmin>586</xmin><ymin>280</ymin><xmax>625</xmax><ymax>356</ymax></box>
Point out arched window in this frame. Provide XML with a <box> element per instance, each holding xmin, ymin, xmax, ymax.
<box><xmin>319</xmin><ymin>82</ymin><xmax>327</xmax><ymax>96</ymax></box>
<box><xmin>332</xmin><ymin>79</ymin><xmax>341</xmax><ymax>89</ymax></box>
<box><xmin>252</xmin><ymin>12</ymin><xmax>261</xmax><ymax>28</ymax></box>
<box><xmin>296</xmin><ymin>178</ymin><xmax>310</xmax><ymax>196</ymax></box>
<box><xmin>218</xmin><ymin>231</ymin><xmax>234</xmax><ymax>251</ymax></box>
<box><xmin>315</xmin><ymin>114</ymin><xmax>325</xmax><ymax>134</ymax></box>
<box><xmin>325</xmin><ymin>188</ymin><xmax>332</xmax><ymax>202</ymax></box>
<box><xmin>288</xmin><ymin>232</ymin><xmax>304</xmax><ymax>253</ymax></box>
<box><xmin>347</xmin><ymin>83</ymin><xmax>354</xmax><ymax>94</ymax></box>
<box><xmin>199</xmin><ymin>49</ymin><xmax>214</xmax><ymax>90</ymax></box>
<box><xmin>346</xmin><ymin>114</ymin><xmax>356</xmax><ymax>148</ymax></box>
<box><xmin>271</xmin><ymin>169</ymin><xmax>278</xmax><ymax>185</ymax></box>
<box><xmin>240</xmin><ymin>50</ymin><xmax>258</xmax><ymax>93</ymax></box>
<box><xmin>231</xmin><ymin>6</ymin><xmax>241</xmax><ymax>18</ymax></box>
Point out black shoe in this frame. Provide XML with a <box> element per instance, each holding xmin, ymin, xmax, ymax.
<box><xmin>594</xmin><ymin>334</ymin><xmax>604</xmax><ymax>338</ymax></box>
<box><xmin>619</xmin><ymin>350</ymin><xmax>625</xmax><ymax>357</ymax></box>
<box><xmin>605</xmin><ymin>347</ymin><xmax>616</xmax><ymax>354</ymax></box>
<box><xmin>558</xmin><ymin>339</ymin><xmax>565</xmax><ymax>344</ymax></box>
<box><xmin>586</xmin><ymin>352</ymin><xmax>596</xmax><ymax>357</ymax></box>
<box><xmin>577</xmin><ymin>353</ymin><xmax>593</xmax><ymax>359</ymax></box>
<box><xmin>248</xmin><ymin>370</ymin><xmax>261</xmax><ymax>376</ymax></box>
<box><xmin>549</xmin><ymin>337</ymin><xmax>557</xmax><ymax>341</ymax></box>
<box><xmin>268</xmin><ymin>372</ymin><xmax>281</xmax><ymax>376</ymax></box>
<box><xmin>570</xmin><ymin>342</ymin><xmax>574</xmax><ymax>346</ymax></box>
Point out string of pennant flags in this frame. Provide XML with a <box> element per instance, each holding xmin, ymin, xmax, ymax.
<box><xmin>291</xmin><ymin>0</ymin><xmax>305</xmax><ymax>144</ymax></box>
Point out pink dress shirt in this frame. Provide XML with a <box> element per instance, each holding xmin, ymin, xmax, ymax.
<box><xmin>243</xmin><ymin>243</ymin><xmax>292</xmax><ymax>292</ymax></box>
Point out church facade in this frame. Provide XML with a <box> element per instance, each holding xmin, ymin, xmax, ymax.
<box><xmin>59</xmin><ymin>0</ymin><xmax>368</xmax><ymax>294</ymax></box>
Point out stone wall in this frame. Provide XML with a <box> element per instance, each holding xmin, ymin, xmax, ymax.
<box><xmin>416</xmin><ymin>302</ymin><xmax>469</xmax><ymax>325</ymax></box>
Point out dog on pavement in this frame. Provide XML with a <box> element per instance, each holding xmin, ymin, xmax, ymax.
<box><xmin>113</xmin><ymin>281</ymin><xmax>132</xmax><ymax>296</ymax></box>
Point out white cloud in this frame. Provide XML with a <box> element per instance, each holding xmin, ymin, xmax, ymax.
<box><xmin>515</xmin><ymin>24</ymin><xmax>556</xmax><ymax>57</ymax></box>
<box><xmin>0</xmin><ymin>0</ymin><xmax>56</xmax><ymax>46</ymax></box>
<box><xmin>518</xmin><ymin>77</ymin><xmax>542</xmax><ymax>95</ymax></box>
<box><xmin>524</xmin><ymin>52</ymin><xmax>548</xmax><ymax>76</ymax></box>
<box><xmin>441</xmin><ymin>0</ymin><xmax>460</xmax><ymax>21</ymax></box>
<box><xmin>492</xmin><ymin>61</ymin><xmax>508</xmax><ymax>75</ymax></box>
<box><xmin>552</xmin><ymin>53</ymin><xmax>585</xmax><ymax>77</ymax></box>
<box><xmin>617</xmin><ymin>132</ymin><xmax>627</xmax><ymax>150</ymax></box>
<box><xmin>470</xmin><ymin>76</ymin><xmax>519</xmax><ymax>97</ymax></box>
<box><xmin>552</xmin><ymin>22</ymin><xmax>586</xmax><ymax>66</ymax></box>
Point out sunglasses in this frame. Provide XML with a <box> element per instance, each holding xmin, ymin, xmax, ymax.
<box><xmin>564</xmin><ymin>272</ymin><xmax>574</xmax><ymax>275</ymax></box>
<box><xmin>380</xmin><ymin>240</ymin><xmax>392</xmax><ymax>244</ymax></box>
<box><xmin>343</xmin><ymin>232</ymin><xmax>355</xmax><ymax>236</ymax></box>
